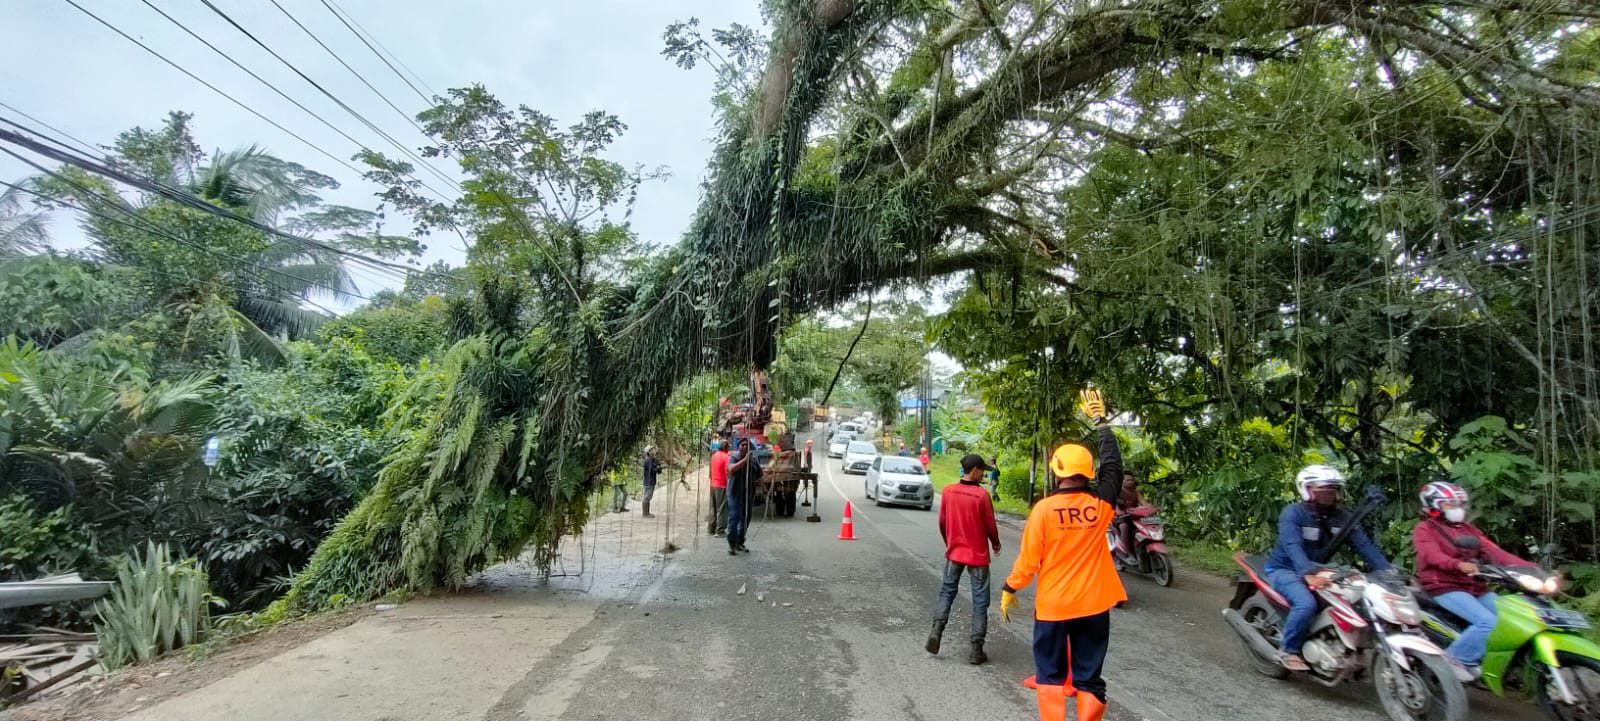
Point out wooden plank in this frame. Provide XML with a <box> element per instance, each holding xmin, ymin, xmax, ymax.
<box><xmin>6</xmin><ymin>658</ymin><xmax>96</xmax><ymax>704</ymax></box>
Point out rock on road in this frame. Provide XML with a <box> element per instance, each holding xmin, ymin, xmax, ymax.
<box><xmin>94</xmin><ymin>435</ymin><xmax>1541</xmax><ymax>721</ymax></box>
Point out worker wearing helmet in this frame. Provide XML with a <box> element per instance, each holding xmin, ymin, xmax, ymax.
<box><xmin>1001</xmin><ymin>389</ymin><xmax>1125</xmax><ymax>721</ymax></box>
<box><xmin>1413</xmin><ymin>480</ymin><xmax>1533</xmax><ymax>679</ymax></box>
<box><xmin>1264</xmin><ymin>464</ymin><xmax>1392</xmax><ymax>671</ymax></box>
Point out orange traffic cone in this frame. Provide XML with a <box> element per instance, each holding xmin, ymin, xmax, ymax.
<box><xmin>837</xmin><ymin>501</ymin><xmax>858</xmax><ymax>540</ymax></box>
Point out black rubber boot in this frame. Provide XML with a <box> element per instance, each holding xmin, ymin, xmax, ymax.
<box><xmin>925</xmin><ymin>619</ymin><xmax>946</xmax><ymax>655</ymax></box>
<box><xmin>968</xmin><ymin>639</ymin><xmax>988</xmax><ymax>665</ymax></box>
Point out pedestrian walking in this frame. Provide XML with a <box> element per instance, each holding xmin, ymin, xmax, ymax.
<box><xmin>898</xmin><ymin>442</ymin><xmax>911</xmax><ymax>457</ymax></box>
<box><xmin>1001</xmin><ymin>389</ymin><xmax>1126</xmax><ymax>721</ymax></box>
<box><xmin>707</xmin><ymin>440</ymin><xmax>729</xmax><ymax>536</ymax></box>
<box><xmin>725</xmin><ymin>437</ymin><xmax>761</xmax><ymax>555</ymax></box>
<box><xmin>640</xmin><ymin>446</ymin><xmax>661</xmax><ymax>518</ymax></box>
<box><xmin>988</xmin><ymin>456</ymin><xmax>1002</xmax><ymax>501</ymax></box>
<box><xmin>926</xmin><ymin>453</ymin><xmax>1001</xmax><ymax>665</ymax></box>
<box><xmin>919</xmin><ymin>446</ymin><xmax>931</xmax><ymax>469</ymax></box>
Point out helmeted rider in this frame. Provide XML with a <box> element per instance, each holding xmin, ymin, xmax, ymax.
<box><xmin>1263</xmin><ymin>464</ymin><xmax>1392</xmax><ymax>671</ymax></box>
<box><xmin>1412</xmin><ymin>480</ymin><xmax>1533</xmax><ymax>680</ymax></box>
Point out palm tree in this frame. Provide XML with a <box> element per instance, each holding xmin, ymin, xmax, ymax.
<box><xmin>187</xmin><ymin>146</ymin><xmax>358</xmax><ymax>340</ymax></box>
<box><xmin>0</xmin><ymin>183</ymin><xmax>49</xmax><ymax>257</ymax></box>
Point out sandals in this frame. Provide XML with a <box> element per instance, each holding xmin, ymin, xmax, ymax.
<box><xmin>1280</xmin><ymin>654</ymin><xmax>1310</xmax><ymax>672</ymax></box>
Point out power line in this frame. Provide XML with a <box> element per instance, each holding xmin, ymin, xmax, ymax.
<box><xmin>318</xmin><ymin>0</ymin><xmax>437</xmax><ymax>103</ymax></box>
<box><xmin>58</xmin><ymin>0</ymin><xmax>363</xmax><ymax>178</ymax></box>
<box><xmin>0</xmin><ymin>124</ymin><xmax>452</xmax><ymax>286</ymax></box>
<box><xmin>265</xmin><ymin>0</ymin><xmax>430</xmax><ymax>138</ymax></box>
<box><xmin>194</xmin><ymin>0</ymin><xmax>462</xmax><ymax>195</ymax></box>
<box><xmin>0</xmin><ymin>100</ymin><xmax>101</xmax><ymax>159</ymax></box>
<box><xmin>0</xmin><ymin>112</ymin><xmax>403</xmax><ymax>289</ymax></box>
<box><xmin>0</xmin><ymin>170</ymin><xmax>363</xmax><ymax>308</ymax></box>
<box><xmin>129</xmin><ymin>0</ymin><xmax>439</xmax><ymax>199</ymax></box>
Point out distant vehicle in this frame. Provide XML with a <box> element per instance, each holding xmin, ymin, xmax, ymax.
<box><xmin>865</xmin><ymin>455</ymin><xmax>933</xmax><ymax>510</ymax></box>
<box><xmin>838</xmin><ymin>421</ymin><xmax>865</xmax><ymax>436</ymax></box>
<box><xmin>842</xmin><ymin>441</ymin><xmax>877</xmax><ymax>475</ymax></box>
<box><xmin>827</xmin><ymin>432</ymin><xmax>855</xmax><ymax>458</ymax></box>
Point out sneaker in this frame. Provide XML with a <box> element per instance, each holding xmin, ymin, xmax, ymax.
<box><xmin>1448</xmin><ymin>661</ymin><xmax>1480</xmax><ymax>683</ymax></box>
<box><xmin>728</xmin><ymin>548</ymin><xmax>737</xmax><ymax>556</ymax></box>
<box><xmin>736</xmin><ymin>544</ymin><xmax>750</xmax><ymax>553</ymax></box>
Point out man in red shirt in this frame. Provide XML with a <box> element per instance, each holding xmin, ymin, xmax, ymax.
<box><xmin>926</xmin><ymin>453</ymin><xmax>1001</xmax><ymax>665</ymax></box>
<box><xmin>706</xmin><ymin>440</ymin><xmax>729</xmax><ymax>537</ymax></box>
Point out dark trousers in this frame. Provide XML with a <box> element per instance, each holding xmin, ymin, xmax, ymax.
<box><xmin>727</xmin><ymin>491</ymin><xmax>749</xmax><ymax>546</ymax></box>
<box><xmin>933</xmin><ymin>561</ymin><xmax>990</xmax><ymax>641</ymax></box>
<box><xmin>1033</xmin><ymin>611</ymin><xmax>1111</xmax><ymax>702</ymax></box>
<box><xmin>708</xmin><ymin>487</ymin><xmax>728</xmax><ymax>534</ymax></box>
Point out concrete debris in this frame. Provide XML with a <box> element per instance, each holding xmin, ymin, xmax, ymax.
<box><xmin>736</xmin><ymin>583</ymin><xmax>747</xmax><ymax>596</ymax></box>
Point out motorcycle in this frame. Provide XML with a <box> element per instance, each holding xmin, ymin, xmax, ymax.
<box><xmin>1417</xmin><ymin>535</ymin><xmax>1600</xmax><ymax>721</ymax></box>
<box><xmin>1107</xmin><ymin>505</ymin><xmax>1173</xmax><ymax>586</ymax></box>
<box><xmin>1224</xmin><ymin>554</ymin><xmax>1468</xmax><ymax>721</ymax></box>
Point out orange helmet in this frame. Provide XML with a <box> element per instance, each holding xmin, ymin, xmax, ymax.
<box><xmin>1049</xmin><ymin>444</ymin><xmax>1094</xmax><ymax>481</ymax></box>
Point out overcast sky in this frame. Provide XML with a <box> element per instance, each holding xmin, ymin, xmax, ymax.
<box><xmin>1</xmin><ymin>0</ymin><xmax>764</xmax><ymax>294</ymax></box>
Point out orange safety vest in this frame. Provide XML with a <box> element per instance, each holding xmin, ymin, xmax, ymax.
<box><xmin>1005</xmin><ymin>487</ymin><xmax>1127</xmax><ymax>621</ymax></box>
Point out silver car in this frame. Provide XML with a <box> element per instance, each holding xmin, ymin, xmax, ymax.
<box><xmin>865</xmin><ymin>455</ymin><xmax>934</xmax><ymax>510</ymax></box>
<box><xmin>827</xmin><ymin>432</ymin><xmax>854</xmax><ymax>458</ymax></box>
<box><xmin>842</xmin><ymin>441</ymin><xmax>877</xmax><ymax>475</ymax></box>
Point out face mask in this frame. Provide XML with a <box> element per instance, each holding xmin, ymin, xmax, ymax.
<box><xmin>1443</xmin><ymin>507</ymin><xmax>1467</xmax><ymax>524</ymax></box>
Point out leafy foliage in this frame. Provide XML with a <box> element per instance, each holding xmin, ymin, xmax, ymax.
<box><xmin>93</xmin><ymin>542</ymin><xmax>218</xmax><ymax>670</ymax></box>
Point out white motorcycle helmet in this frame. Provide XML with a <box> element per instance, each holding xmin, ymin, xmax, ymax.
<box><xmin>1295</xmin><ymin>464</ymin><xmax>1346</xmax><ymax>501</ymax></box>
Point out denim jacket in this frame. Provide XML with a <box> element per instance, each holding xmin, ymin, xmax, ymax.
<box><xmin>1265</xmin><ymin>502</ymin><xmax>1391</xmax><ymax>577</ymax></box>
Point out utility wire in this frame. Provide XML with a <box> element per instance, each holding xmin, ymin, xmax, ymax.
<box><xmin>59</xmin><ymin>0</ymin><xmax>363</xmax><ymax>177</ymax></box>
<box><xmin>194</xmin><ymin>0</ymin><xmax>462</xmax><ymax>195</ymax></box>
<box><xmin>318</xmin><ymin>0</ymin><xmax>438</xmax><ymax>103</ymax></box>
<box><xmin>0</xmin><ymin>100</ymin><xmax>101</xmax><ymax>159</ymax></box>
<box><xmin>130</xmin><ymin>0</ymin><xmax>434</xmax><ymax>197</ymax></box>
<box><xmin>265</xmin><ymin>0</ymin><xmax>431</xmax><ymax>138</ymax></box>
<box><xmin>0</xmin><ymin>124</ymin><xmax>453</xmax><ymax>285</ymax></box>
<box><xmin>0</xmin><ymin>113</ymin><xmax>406</xmax><ymax>289</ymax></box>
<box><xmin>0</xmin><ymin>112</ymin><xmax>399</xmax><ymax>289</ymax></box>
<box><xmin>0</xmin><ymin>166</ymin><xmax>366</xmax><ymax>306</ymax></box>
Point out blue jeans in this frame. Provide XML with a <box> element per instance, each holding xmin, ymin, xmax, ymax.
<box><xmin>933</xmin><ymin>561</ymin><xmax>990</xmax><ymax>641</ymax></box>
<box><xmin>1266</xmin><ymin>567</ymin><xmax>1318</xmax><ymax>655</ymax></box>
<box><xmin>1434</xmin><ymin>591</ymin><xmax>1499</xmax><ymax>666</ymax></box>
<box><xmin>727</xmin><ymin>491</ymin><xmax>748</xmax><ymax>547</ymax></box>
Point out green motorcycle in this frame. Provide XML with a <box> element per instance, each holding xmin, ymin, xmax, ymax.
<box><xmin>1417</xmin><ymin>556</ymin><xmax>1600</xmax><ymax>720</ymax></box>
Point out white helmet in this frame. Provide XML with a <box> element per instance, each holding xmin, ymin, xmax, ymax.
<box><xmin>1295</xmin><ymin>464</ymin><xmax>1346</xmax><ymax>501</ymax></box>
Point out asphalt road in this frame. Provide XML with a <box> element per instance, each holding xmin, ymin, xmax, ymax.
<box><xmin>811</xmin><ymin>437</ymin><xmax>1543</xmax><ymax>721</ymax></box>
<box><xmin>86</xmin><ymin>433</ymin><xmax>1548</xmax><ymax>721</ymax></box>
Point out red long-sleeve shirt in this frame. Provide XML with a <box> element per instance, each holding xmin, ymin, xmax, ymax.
<box><xmin>1413</xmin><ymin>518</ymin><xmax>1528</xmax><ymax>596</ymax></box>
<box><xmin>939</xmin><ymin>481</ymin><xmax>1000</xmax><ymax>566</ymax></box>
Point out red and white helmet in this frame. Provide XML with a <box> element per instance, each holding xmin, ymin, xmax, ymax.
<box><xmin>1420</xmin><ymin>481</ymin><xmax>1469</xmax><ymax>515</ymax></box>
<box><xmin>1295</xmin><ymin>464</ymin><xmax>1346</xmax><ymax>500</ymax></box>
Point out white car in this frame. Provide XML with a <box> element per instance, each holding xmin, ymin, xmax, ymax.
<box><xmin>842</xmin><ymin>441</ymin><xmax>877</xmax><ymax>475</ymax></box>
<box><xmin>827</xmin><ymin>432</ymin><xmax>854</xmax><ymax>458</ymax></box>
<box><xmin>865</xmin><ymin>455</ymin><xmax>934</xmax><ymax>510</ymax></box>
<box><xmin>836</xmin><ymin>421</ymin><xmax>864</xmax><ymax>437</ymax></box>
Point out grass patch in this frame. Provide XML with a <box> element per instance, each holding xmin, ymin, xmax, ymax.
<box><xmin>1172</xmin><ymin>535</ymin><xmax>1242</xmax><ymax>579</ymax></box>
<box><xmin>925</xmin><ymin>452</ymin><xmax>1031</xmax><ymax>517</ymax></box>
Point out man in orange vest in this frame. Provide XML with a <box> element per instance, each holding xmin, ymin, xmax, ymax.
<box><xmin>1001</xmin><ymin>389</ymin><xmax>1126</xmax><ymax>721</ymax></box>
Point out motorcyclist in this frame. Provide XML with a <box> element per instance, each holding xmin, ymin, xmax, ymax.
<box><xmin>1264</xmin><ymin>464</ymin><xmax>1393</xmax><ymax>671</ymax></box>
<box><xmin>1113</xmin><ymin>470</ymin><xmax>1145</xmax><ymax>559</ymax></box>
<box><xmin>1412</xmin><ymin>480</ymin><xmax>1533</xmax><ymax>680</ymax></box>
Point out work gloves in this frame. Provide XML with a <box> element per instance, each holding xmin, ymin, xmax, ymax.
<box><xmin>1000</xmin><ymin>589</ymin><xmax>1018</xmax><ymax>622</ymax></box>
<box><xmin>1080</xmin><ymin>388</ymin><xmax>1108</xmax><ymax>427</ymax></box>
